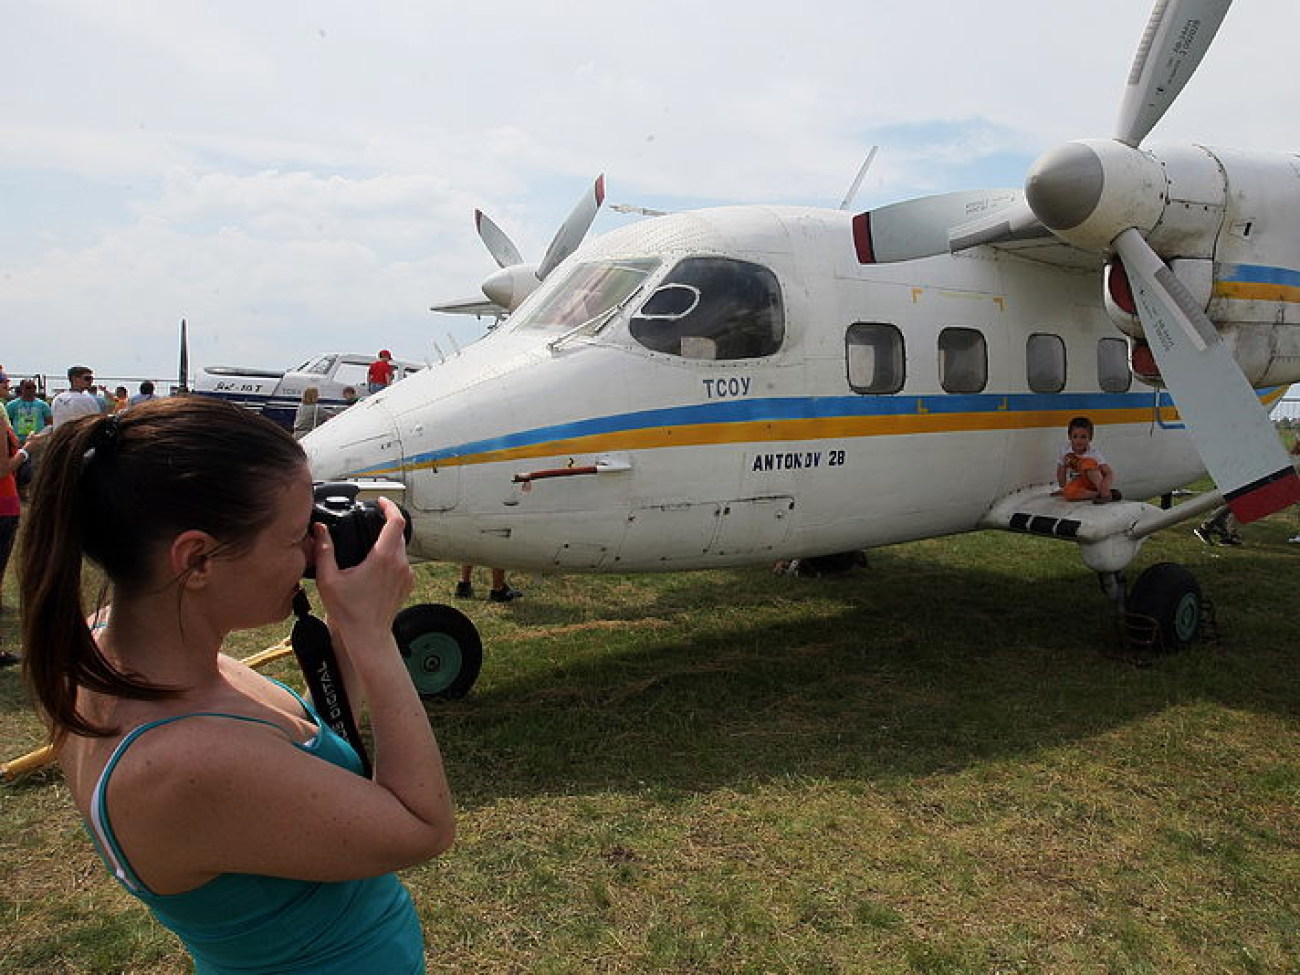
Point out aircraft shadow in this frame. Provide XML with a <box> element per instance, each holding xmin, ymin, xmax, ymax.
<box><xmin>433</xmin><ymin>547</ymin><xmax>1298</xmax><ymax>809</ymax></box>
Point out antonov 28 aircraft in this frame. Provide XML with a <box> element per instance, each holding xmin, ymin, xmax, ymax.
<box><xmin>302</xmin><ymin>0</ymin><xmax>1300</xmax><ymax>699</ymax></box>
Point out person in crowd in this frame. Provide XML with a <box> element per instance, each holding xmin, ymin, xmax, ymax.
<box><xmin>6</xmin><ymin>379</ymin><xmax>53</xmax><ymax>444</ymax></box>
<box><xmin>111</xmin><ymin>386</ymin><xmax>131</xmax><ymax>413</ymax></box>
<box><xmin>368</xmin><ymin>350</ymin><xmax>396</xmax><ymax>394</ymax></box>
<box><xmin>1290</xmin><ymin>437</ymin><xmax>1300</xmax><ymax>544</ymax></box>
<box><xmin>292</xmin><ymin>386</ymin><xmax>324</xmax><ymax>440</ymax></box>
<box><xmin>0</xmin><ymin>403</ymin><xmax>25</xmax><ymax>636</ymax></box>
<box><xmin>50</xmin><ymin>366</ymin><xmax>106</xmax><ymax>427</ymax></box>
<box><xmin>1193</xmin><ymin>505</ymin><xmax>1243</xmax><ymax>546</ymax></box>
<box><xmin>322</xmin><ymin>386</ymin><xmax>359</xmax><ymax>423</ymax></box>
<box><xmin>1052</xmin><ymin>415</ymin><xmax>1118</xmax><ymax>503</ymax></box>
<box><xmin>128</xmin><ymin>380</ymin><xmax>159</xmax><ymax>407</ymax></box>
<box><xmin>19</xmin><ymin>398</ymin><xmax>454</xmax><ymax>971</ymax></box>
<box><xmin>454</xmin><ymin>564</ymin><xmax>522</xmax><ymax>603</ymax></box>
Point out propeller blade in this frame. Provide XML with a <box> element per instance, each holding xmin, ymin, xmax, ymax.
<box><xmin>536</xmin><ymin>174</ymin><xmax>606</xmax><ymax>281</ymax></box>
<box><xmin>947</xmin><ymin>199</ymin><xmax>1047</xmax><ymax>253</ymax></box>
<box><xmin>1114</xmin><ymin>0</ymin><xmax>1232</xmax><ymax>148</ymax></box>
<box><xmin>474</xmin><ymin>210</ymin><xmax>523</xmax><ymax>269</ymax></box>
<box><xmin>1112</xmin><ymin>228</ymin><xmax>1300</xmax><ymax>522</ymax></box>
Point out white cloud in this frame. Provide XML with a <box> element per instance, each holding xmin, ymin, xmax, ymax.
<box><xmin>2</xmin><ymin>0</ymin><xmax>1297</xmax><ymax>382</ymax></box>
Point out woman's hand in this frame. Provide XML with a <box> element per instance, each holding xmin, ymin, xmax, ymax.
<box><xmin>311</xmin><ymin>498</ymin><xmax>413</xmax><ymax>644</ymax></box>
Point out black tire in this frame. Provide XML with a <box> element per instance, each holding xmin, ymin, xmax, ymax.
<box><xmin>1127</xmin><ymin>562</ymin><xmax>1202</xmax><ymax>652</ymax></box>
<box><xmin>797</xmin><ymin>551</ymin><xmax>866</xmax><ymax>575</ymax></box>
<box><xmin>392</xmin><ymin>603</ymin><xmax>483</xmax><ymax>700</ymax></box>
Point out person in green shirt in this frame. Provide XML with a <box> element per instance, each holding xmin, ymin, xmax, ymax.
<box><xmin>6</xmin><ymin>379</ymin><xmax>52</xmax><ymax>444</ymax></box>
<box><xmin>5</xmin><ymin>379</ymin><xmax>52</xmax><ymax>444</ymax></box>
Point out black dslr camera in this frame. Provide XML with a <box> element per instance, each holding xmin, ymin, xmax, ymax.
<box><xmin>307</xmin><ymin>482</ymin><xmax>412</xmax><ymax>573</ymax></box>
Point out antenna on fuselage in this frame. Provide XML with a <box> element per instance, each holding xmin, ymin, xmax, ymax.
<box><xmin>839</xmin><ymin>146</ymin><xmax>880</xmax><ymax>211</ymax></box>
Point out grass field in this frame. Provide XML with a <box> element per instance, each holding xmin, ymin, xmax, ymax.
<box><xmin>1</xmin><ymin>500</ymin><xmax>1298</xmax><ymax>973</ymax></box>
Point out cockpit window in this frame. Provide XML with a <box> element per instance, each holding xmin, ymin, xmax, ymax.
<box><xmin>302</xmin><ymin>356</ymin><xmax>335</xmax><ymax>376</ymax></box>
<box><xmin>629</xmin><ymin>257</ymin><xmax>784</xmax><ymax>359</ymax></box>
<box><xmin>515</xmin><ymin>259</ymin><xmax>660</xmax><ymax>331</ymax></box>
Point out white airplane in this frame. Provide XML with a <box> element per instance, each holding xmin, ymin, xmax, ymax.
<box><xmin>304</xmin><ymin>0</ymin><xmax>1300</xmax><ymax>699</ymax></box>
<box><xmin>193</xmin><ymin>351</ymin><xmax>425</xmax><ymax>429</ymax></box>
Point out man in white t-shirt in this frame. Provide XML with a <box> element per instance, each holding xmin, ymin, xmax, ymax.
<box><xmin>51</xmin><ymin>366</ymin><xmax>106</xmax><ymax>427</ymax></box>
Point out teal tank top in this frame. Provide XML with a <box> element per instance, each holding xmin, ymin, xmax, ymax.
<box><xmin>87</xmin><ymin>682</ymin><xmax>425</xmax><ymax>974</ymax></box>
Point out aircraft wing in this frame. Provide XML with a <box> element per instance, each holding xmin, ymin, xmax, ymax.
<box><xmin>430</xmin><ymin>296</ymin><xmax>507</xmax><ymax>317</ymax></box>
<box><xmin>979</xmin><ymin>484</ymin><xmax>1224</xmax><ymax>574</ymax></box>
<box><xmin>982</xmin><ymin>487</ymin><xmax>1160</xmax><ymax>541</ymax></box>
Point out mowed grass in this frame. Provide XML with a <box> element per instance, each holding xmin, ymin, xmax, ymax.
<box><xmin>1</xmin><ymin>500</ymin><xmax>1298</xmax><ymax>973</ymax></box>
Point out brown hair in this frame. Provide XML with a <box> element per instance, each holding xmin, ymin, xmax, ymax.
<box><xmin>1067</xmin><ymin>416</ymin><xmax>1094</xmax><ymax>435</ymax></box>
<box><xmin>20</xmin><ymin>397</ymin><xmax>305</xmax><ymax>740</ymax></box>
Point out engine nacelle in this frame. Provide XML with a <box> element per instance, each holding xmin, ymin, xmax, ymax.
<box><xmin>1090</xmin><ymin>145</ymin><xmax>1300</xmax><ymax>388</ymax></box>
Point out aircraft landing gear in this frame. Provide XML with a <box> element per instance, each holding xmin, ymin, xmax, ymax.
<box><xmin>1114</xmin><ymin>561</ymin><xmax>1216</xmax><ymax>658</ymax></box>
<box><xmin>392</xmin><ymin>603</ymin><xmax>483</xmax><ymax>700</ymax></box>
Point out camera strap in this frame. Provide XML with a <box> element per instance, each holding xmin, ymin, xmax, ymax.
<box><xmin>290</xmin><ymin>587</ymin><xmax>373</xmax><ymax>778</ymax></box>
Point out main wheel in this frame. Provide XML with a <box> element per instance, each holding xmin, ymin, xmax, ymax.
<box><xmin>1127</xmin><ymin>562</ymin><xmax>1202</xmax><ymax>652</ymax></box>
<box><xmin>392</xmin><ymin>603</ymin><xmax>483</xmax><ymax>700</ymax></box>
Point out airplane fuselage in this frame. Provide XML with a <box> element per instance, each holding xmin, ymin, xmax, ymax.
<box><xmin>302</xmin><ymin>202</ymin><xmax>1284</xmax><ymax>572</ymax></box>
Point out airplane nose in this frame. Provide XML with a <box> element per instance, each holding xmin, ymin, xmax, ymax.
<box><xmin>300</xmin><ymin>395</ymin><xmax>402</xmax><ymax>483</ymax></box>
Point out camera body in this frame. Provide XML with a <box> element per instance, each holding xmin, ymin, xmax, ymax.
<box><xmin>308</xmin><ymin>482</ymin><xmax>412</xmax><ymax>573</ymax></box>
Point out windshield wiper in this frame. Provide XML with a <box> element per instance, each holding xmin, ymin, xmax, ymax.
<box><xmin>547</xmin><ymin>284</ymin><xmax>647</xmax><ymax>353</ymax></box>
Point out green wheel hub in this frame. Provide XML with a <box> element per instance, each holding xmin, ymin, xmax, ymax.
<box><xmin>406</xmin><ymin>632</ymin><xmax>465</xmax><ymax>697</ymax></box>
<box><xmin>1171</xmin><ymin>592</ymin><xmax>1200</xmax><ymax>644</ymax></box>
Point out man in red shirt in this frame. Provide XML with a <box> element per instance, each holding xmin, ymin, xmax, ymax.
<box><xmin>367</xmin><ymin>350</ymin><xmax>395</xmax><ymax>394</ymax></box>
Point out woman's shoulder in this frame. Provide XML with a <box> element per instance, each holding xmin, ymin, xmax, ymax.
<box><xmin>101</xmin><ymin>709</ymin><xmax>308</xmax><ymax>820</ymax></box>
<box><xmin>104</xmin><ymin>673</ymin><xmax>311</xmax><ymax>772</ymax></box>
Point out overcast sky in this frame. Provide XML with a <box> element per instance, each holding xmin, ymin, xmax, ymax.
<box><xmin>3</xmin><ymin>0</ymin><xmax>1297</xmax><ymax>385</ymax></box>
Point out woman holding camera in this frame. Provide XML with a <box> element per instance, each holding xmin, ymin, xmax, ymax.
<box><xmin>20</xmin><ymin>398</ymin><xmax>453</xmax><ymax>974</ymax></box>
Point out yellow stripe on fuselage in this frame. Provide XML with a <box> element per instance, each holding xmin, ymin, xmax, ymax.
<box><xmin>1215</xmin><ymin>281</ymin><xmax>1300</xmax><ymax>303</ymax></box>
<box><xmin>415</xmin><ymin>403</ymin><xmax>1180</xmax><ymax>473</ymax></box>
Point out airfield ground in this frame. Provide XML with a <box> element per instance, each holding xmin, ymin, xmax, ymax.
<box><xmin>1</xmin><ymin>496</ymin><xmax>1297</xmax><ymax>973</ymax></box>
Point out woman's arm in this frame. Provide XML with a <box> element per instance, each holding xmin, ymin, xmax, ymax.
<box><xmin>3</xmin><ymin>447</ymin><xmax>26</xmax><ymax>475</ymax></box>
<box><xmin>310</xmin><ymin>499</ymin><xmax>454</xmax><ymax>844</ymax></box>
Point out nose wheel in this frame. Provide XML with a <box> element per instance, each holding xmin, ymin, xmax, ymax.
<box><xmin>392</xmin><ymin>603</ymin><xmax>483</xmax><ymax>700</ymax></box>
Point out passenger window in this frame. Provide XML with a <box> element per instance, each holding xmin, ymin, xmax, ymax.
<box><xmin>846</xmin><ymin>323</ymin><xmax>905</xmax><ymax>394</ymax></box>
<box><xmin>629</xmin><ymin>257</ymin><xmax>784</xmax><ymax>359</ymax></box>
<box><xmin>938</xmin><ymin>327</ymin><xmax>987</xmax><ymax>394</ymax></box>
<box><xmin>1097</xmin><ymin>337</ymin><xmax>1132</xmax><ymax>392</ymax></box>
<box><xmin>1026</xmin><ymin>333</ymin><xmax>1066</xmax><ymax>393</ymax></box>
